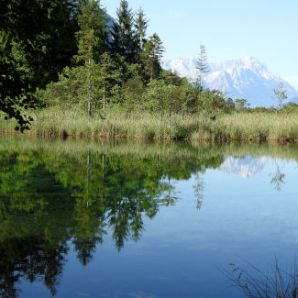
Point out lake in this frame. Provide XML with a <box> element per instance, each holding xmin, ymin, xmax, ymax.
<box><xmin>1</xmin><ymin>136</ymin><xmax>298</xmax><ymax>298</ymax></box>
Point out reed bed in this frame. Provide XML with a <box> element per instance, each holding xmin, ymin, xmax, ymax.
<box><xmin>210</xmin><ymin>113</ymin><xmax>298</xmax><ymax>143</ymax></box>
<box><xmin>1</xmin><ymin>108</ymin><xmax>298</xmax><ymax>144</ymax></box>
<box><xmin>192</xmin><ymin>113</ymin><xmax>298</xmax><ymax>144</ymax></box>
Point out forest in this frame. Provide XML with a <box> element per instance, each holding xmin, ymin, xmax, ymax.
<box><xmin>1</xmin><ymin>0</ymin><xmax>298</xmax><ymax>143</ymax></box>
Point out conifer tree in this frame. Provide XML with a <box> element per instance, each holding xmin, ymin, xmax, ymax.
<box><xmin>196</xmin><ymin>45</ymin><xmax>209</xmax><ymax>106</ymax></box>
<box><xmin>110</xmin><ymin>0</ymin><xmax>139</xmax><ymax>63</ymax></box>
<box><xmin>135</xmin><ymin>9</ymin><xmax>148</xmax><ymax>50</ymax></box>
<box><xmin>196</xmin><ymin>45</ymin><xmax>209</xmax><ymax>91</ymax></box>
<box><xmin>98</xmin><ymin>53</ymin><xmax>121</xmax><ymax>110</ymax></box>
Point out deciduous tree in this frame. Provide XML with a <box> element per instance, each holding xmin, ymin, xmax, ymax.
<box><xmin>75</xmin><ymin>0</ymin><xmax>108</xmax><ymax>119</ymax></box>
<box><xmin>273</xmin><ymin>81</ymin><xmax>288</xmax><ymax>108</ymax></box>
<box><xmin>142</xmin><ymin>33</ymin><xmax>164</xmax><ymax>81</ymax></box>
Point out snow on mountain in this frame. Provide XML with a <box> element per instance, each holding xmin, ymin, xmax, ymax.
<box><xmin>162</xmin><ymin>56</ymin><xmax>298</xmax><ymax>107</ymax></box>
<box><xmin>220</xmin><ymin>156</ymin><xmax>268</xmax><ymax>178</ymax></box>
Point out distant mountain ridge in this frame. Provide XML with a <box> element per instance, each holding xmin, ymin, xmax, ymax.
<box><xmin>163</xmin><ymin>56</ymin><xmax>298</xmax><ymax>107</ymax></box>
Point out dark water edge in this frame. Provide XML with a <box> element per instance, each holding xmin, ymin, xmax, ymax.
<box><xmin>1</xmin><ymin>124</ymin><xmax>298</xmax><ymax>145</ymax></box>
<box><xmin>1</xmin><ymin>136</ymin><xmax>298</xmax><ymax>297</ymax></box>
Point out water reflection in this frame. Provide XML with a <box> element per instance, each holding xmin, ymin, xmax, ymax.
<box><xmin>0</xmin><ymin>138</ymin><xmax>224</xmax><ymax>297</ymax></box>
<box><xmin>220</xmin><ymin>156</ymin><xmax>268</xmax><ymax>177</ymax></box>
<box><xmin>271</xmin><ymin>160</ymin><xmax>286</xmax><ymax>191</ymax></box>
<box><xmin>221</xmin><ymin>155</ymin><xmax>287</xmax><ymax>191</ymax></box>
<box><xmin>0</xmin><ymin>137</ymin><xmax>297</xmax><ymax>297</ymax></box>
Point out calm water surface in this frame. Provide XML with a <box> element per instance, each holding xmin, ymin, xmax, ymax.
<box><xmin>1</xmin><ymin>137</ymin><xmax>298</xmax><ymax>298</ymax></box>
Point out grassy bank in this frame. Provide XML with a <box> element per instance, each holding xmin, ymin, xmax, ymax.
<box><xmin>192</xmin><ymin>112</ymin><xmax>298</xmax><ymax>144</ymax></box>
<box><xmin>1</xmin><ymin>108</ymin><xmax>298</xmax><ymax>144</ymax></box>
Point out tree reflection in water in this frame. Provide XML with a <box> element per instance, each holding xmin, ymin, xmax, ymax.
<box><xmin>0</xmin><ymin>138</ymin><xmax>293</xmax><ymax>297</ymax></box>
<box><xmin>271</xmin><ymin>159</ymin><xmax>286</xmax><ymax>192</ymax></box>
<box><xmin>0</xmin><ymin>140</ymin><xmax>221</xmax><ymax>297</ymax></box>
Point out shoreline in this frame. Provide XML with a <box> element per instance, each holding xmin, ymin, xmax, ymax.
<box><xmin>0</xmin><ymin>128</ymin><xmax>297</xmax><ymax>145</ymax></box>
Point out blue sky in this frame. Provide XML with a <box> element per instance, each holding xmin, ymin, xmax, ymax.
<box><xmin>101</xmin><ymin>0</ymin><xmax>298</xmax><ymax>87</ymax></box>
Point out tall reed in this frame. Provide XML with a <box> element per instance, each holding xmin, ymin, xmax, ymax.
<box><xmin>1</xmin><ymin>108</ymin><xmax>298</xmax><ymax>144</ymax></box>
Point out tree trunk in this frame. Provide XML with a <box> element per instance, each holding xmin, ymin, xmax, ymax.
<box><xmin>87</xmin><ymin>58</ymin><xmax>93</xmax><ymax>121</ymax></box>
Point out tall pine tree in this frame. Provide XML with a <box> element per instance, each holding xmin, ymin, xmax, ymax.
<box><xmin>196</xmin><ymin>45</ymin><xmax>209</xmax><ymax>91</ymax></box>
<box><xmin>110</xmin><ymin>0</ymin><xmax>139</xmax><ymax>63</ymax></box>
<box><xmin>135</xmin><ymin>9</ymin><xmax>148</xmax><ymax>51</ymax></box>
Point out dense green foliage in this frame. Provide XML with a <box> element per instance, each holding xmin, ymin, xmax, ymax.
<box><xmin>0</xmin><ymin>0</ymin><xmax>236</xmax><ymax>130</ymax></box>
<box><xmin>0</xmin><ymin>0</ymin><xmax>80</xmax><ymax>129</ymax></box>
<box><xmin>39</xmin><ymin>0</ymin><xmax>236</xmax><ymax>117</ymax></box>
